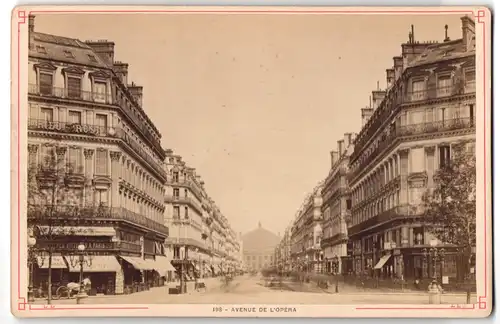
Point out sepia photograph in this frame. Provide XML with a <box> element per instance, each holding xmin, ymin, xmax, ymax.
<box><xmin>11</xmin><ymin>6</ymin><xmax>491</xmax><ymax>318</ymax></box>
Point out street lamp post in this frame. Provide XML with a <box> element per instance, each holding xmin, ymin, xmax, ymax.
<box><xmin>27</xmin><ymin>235</ymin><xmax>37</xmax><ymax>303</ymax></box>
<box><xmin>69</xmin><ymin>243</ymin><xmax>92</xmax><ymax>304</ymax></box>
<box><xmin>333</xmin><ymin>255</ymin><xmax>340</xmax><ymax>293</ymax></box>
<box><xmin>422</xmin><ymin>238</ymin><xmax>445</xmax><ymax>304</ymax></box>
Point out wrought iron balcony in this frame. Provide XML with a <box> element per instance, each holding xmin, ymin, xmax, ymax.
<box><xmin>348</xmin><ymin>204</ymin><xmax>421</xmax><ymax>237</ymax></box>
<box><xmin>28</xmin><ymin>118</ymin><xmax>168</xmax><ymax>180</ymax></box>
<box><xmin>351</xmin><ymin>117</ymin><xmax>475</xmax><ymax>181</ymax></box>
<box><xmin>164</xmin><ymin>195</ymin><xmax>203</xmax><ymax>213</ymax></box>
<box><xmin>29</xmin><ymin>83</ymin><xmax>165</xmax><ymax>160</ymax></box>
<box><xmin>29</xmin><ymin>83</ymin><xmax>114</xmax><ymax>104</ymax></box>
<box><xmin>353</xmin><ymin>84</ymin><xmax>475</xmax><ymax>159</ymax></box>
<box><xmin>27</xmin><ymin>204</ymin><xmax>169</xmax><ymax>236</ymax></box>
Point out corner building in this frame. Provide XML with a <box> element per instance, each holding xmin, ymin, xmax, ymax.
<box><xmin>321</xmin><ymin>133</ymin><xmax>354</xmax><ymax>274</ymax></box>
<box><xmin>27</xmin><ymin>17</ymin><xmax>170</xmax><ymax>295</ymax></box>
<box><xmin>347</xmin><ymin>17</ymin><xmax>476</xmax><ymax>282</ymax></box>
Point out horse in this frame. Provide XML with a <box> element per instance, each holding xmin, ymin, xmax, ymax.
<box><xmin>67</xmin><ymin>278</ymin><xmax>91</xmax><ymax>295</ymax></box>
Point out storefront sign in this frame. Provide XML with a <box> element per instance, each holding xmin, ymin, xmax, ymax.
<box><xmin>442</xmin><ymin>276</ymin><xmax>449</xmax><ymax>284</ymax></box>
<box><xmin>40</xmin><ymin>241</ymin><xmax>114</xmax><ymax>251</ymax></box>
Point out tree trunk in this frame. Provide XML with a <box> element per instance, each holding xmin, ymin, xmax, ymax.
<box><xmin>47</xmin><ymin>251</ymin><xmax>52</xmax><ymax>304</ymax></box>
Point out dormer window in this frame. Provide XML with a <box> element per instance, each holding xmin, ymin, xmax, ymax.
<box><xmin>36</xmin><ymin>45</ymin><xmax>47</xmax><ymax>54</ymax></box>
<box><xmin>63</xmin><ymin>50</ymin><xmax>75</xmax><ymax>59</ymax></box>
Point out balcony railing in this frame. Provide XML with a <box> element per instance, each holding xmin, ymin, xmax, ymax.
<box><xmin>28</xmin><ymin>119</ymin><xmax>167</xmax><ymax>180</ymax></box>
<box><xmin>29</xmin><ymin>83</ymin><xmax>114</xmax><ymax>104</ymax></box>
<box><xmin>27</xmin><ymin>204</ymin><xmax>169</xmax><ymax>236</ymax></box>
<box><xmin>351</xmin><ymin>117</ymin><xmax>475</xmax><ymax>180</ymax></box>
<box><xmin>28</xmin><ymin>119</ymin><xmax>114</xmax><ymax>137</ymax></box>
<box><xmin>348</xmin><ymin>204</ymin><xmax>421</xmax><ymax>236</ymax></box>
<box><xmin>29</xmin><ymin>83</ymin><xmax>165</xmax><ymax>160</ymax></box>
<box><xmin>354</xmin><ymin>84</ymin><xmax>475</xmax><ymax>159</ymax></box>
<box><xmin>164</xmin><ymin>195</ymin><xmax>203</xmax><ymax>212</ymax></box>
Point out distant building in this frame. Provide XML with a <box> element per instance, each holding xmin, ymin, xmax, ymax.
<box><xmin>242</xmin><ymin>222</ymin><xmax>280</xmax><ymax>271</ymax></box>
<box><xmin>321</xmin><ymin>133</ymin><xmax>355</xmax><ymax>274</ymax></box>
<box><xmin>290</xmin><ymin>183</ymin><xmax>324</xmax><ymax>273</ymax></box>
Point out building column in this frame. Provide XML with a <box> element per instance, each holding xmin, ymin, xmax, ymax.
<box><xmin>83</xmin><ymin>149</ymin><xmax>94</xmax><ymax>206</ymax></box>
<box><xmin>110</xmin><ymin>151</ymin><xmax>122</xmax><ymax>208</ymax></box>
<box><xmin>115</xmin><ymin>267</ymin><xmax>124</xmax><ymax>294</ymax></box>
<box><xmin>401</xmin><ymin>226</ymin><xmax>409</xmax><ymax>248</ymax></box>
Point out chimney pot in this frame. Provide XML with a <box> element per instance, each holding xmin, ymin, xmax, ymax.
<box><xmin>85</xmin><ymin>40</ymin><xmax>115</xmax><ymax>66</ymax></box>
<box><xmin>361</xmin><ymin>108</ymin><xmax>374</xmax><ymax>127</ymax></box>
<box><xmin>330</xmin><ymin>151</ymin><xmax>339</xmax><ymax>167</ymax></box>
<box><xmin>337</xmin><ymin>140</ymin><xmax>345</xmax><ymax>156</ymax></box>
<box><xmin>28</xmin><ymin>15</ymin><xmax>35</xmax><ymax>33</ymax></box>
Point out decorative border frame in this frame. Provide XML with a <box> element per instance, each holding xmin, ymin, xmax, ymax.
<box><xmin>13</xmin><ymin>6</ymin><xmax>490</xmax><ymax>316</ymax></box>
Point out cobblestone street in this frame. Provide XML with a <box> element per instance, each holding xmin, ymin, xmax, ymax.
<box><xmin>31</xmin><ymin>276</ymin><xmax>476</xmax><ymax>305</ymax></box>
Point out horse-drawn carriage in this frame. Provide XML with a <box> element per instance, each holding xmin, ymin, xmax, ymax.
<box><xmin>54</xmin><ymin>278</ymin><xmax>91</xmax><ymax>299</ymax></box>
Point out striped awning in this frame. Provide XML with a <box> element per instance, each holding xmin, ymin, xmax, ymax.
<box><xmin>120</xmin><ymin>256</ymin><xmax>156</xmax><ymax>271</ymax></box>
<box><xmin>154</xmin><ymin>256</ymin><xmax>176</xmax><ymax>274</ymax></box>
<box><xmin>36</xmin><ymin>255</ymin><xmax>67</xmax><ymax>269</ymax></box>
<box><xmin>66</xmin><ymin>255</ymin><xmax>121</xmax><ymax>273</ymax></box>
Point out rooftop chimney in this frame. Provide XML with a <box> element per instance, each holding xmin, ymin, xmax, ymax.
<box><xmin>372</xmin><ymin>90</ymin><xmax>386</xmax><ymax>109</ymax></box>
<box><xmin>461</xmin><ymin>15</ymin><xmax>475</xmax><ymax>52</ymax></box>
<box><xmin>128</xmin><ymin>82</ymin><xmax>143</xmax><ymax>107</ymax></box>
<box><xmin>85</xmin><ymin>40</ymin><xmax>115</xmax><ymax>66</ymax></box>
<box><xmin>393</xmin><ymin>56</ymin><xmax>404</xmax><ymax>80</ymax></box>
<box><xmin>361</xmin><ymin>108</ymin><xmax>374</xmax><ymax>127</ymax></box>
<box><xmin>28</xmin><ymin>15</ymin><xmax>35</xmax><ymax>33</ymax></box>
<box><xmin>444</xmin><ymin>24</ymin><xmax>450</xmax><ymax>42</ymax></box>
<box><xmin>337</xmin><ymin>139</ymin><xmax>345</xmax><ymax>156</ymax></box>
<box><xmin>344</xmin><ymin>132</ymin><xmax>353</xmax><ymax>147</ymax></box>
<box><xmin>386</xmin><ymin>69</ymin><xmax>395</xmax><ymax>88</ymax></box>
<box><xmin>113</xmin><ymin>61</ymin><xmax>129</xmax><ymax>85</ymax></box>
<box><xmin>330</xmin><ymin>151</ymin><xmax>339</xmax><ymax>167</ymax></box>
<box><xmin>164</xmin><ymin>148</ymin><xmax>173</xmax><ymax>155</ymax></box>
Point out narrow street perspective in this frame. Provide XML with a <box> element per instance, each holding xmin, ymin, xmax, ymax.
<box><xmin>22</xmin><ymin>10</ymin><xmax>480</xmax><ymax>309</ymax></box>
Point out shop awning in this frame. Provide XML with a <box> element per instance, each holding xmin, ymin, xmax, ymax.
<box><xmin>37</xmin><ymin>226</ymin><xmax>116</xmax><ymax>236</ymax></box>
<box><xmin>155</xmin><ymin>256</ymin><xmax>176</xmax><ymax>273</ymax></box>
<box><xmin>120</xmin><ymin>256</ymin><xmax>155</xmax><ymax>271</ymax></box>
<box><xmin>66</xmin><ymin>255</ymin><xmax>121</xmax><ymax>273</ymax></box>
<box><xmin>373</xmin><ymin>255</ymin><xmax>392</xmax><ymax>270</ymax></box>
<box><xmin>36</xmin><ymin>255</ymin><xmax>67</xmax><ymax>269</ymax></box>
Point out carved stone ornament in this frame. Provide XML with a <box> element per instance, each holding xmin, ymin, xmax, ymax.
<box><xmin>56</xmin><ymin>146</ymin><xmax>67</xmax><ymax>156</ymax></box>
<box><xmin>110</xmin><ymin>151</ymin><xmax>122</xmax><ymax>161</ymax></box>
<box><xmin>424</xmin><ymin>146</ymin><xmax>436</xmax><ymax>153</ymax></box>
<box><xmin>28</xmin><ymin>144</ymin><xmax>38</xmax><ymax>154</ymax></box>
<box><xmin>84</xmin><ymin>149</ymin><xmax>94</xmax><ymax>159</ymax></box>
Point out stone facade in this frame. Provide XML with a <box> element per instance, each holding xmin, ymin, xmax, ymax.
<box><xmin>27</xmin><ymin>16</ymin><xmax>169</xmax><ymax>295</ymax></box>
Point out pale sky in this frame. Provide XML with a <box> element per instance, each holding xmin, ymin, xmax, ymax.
<box><xmin>34</xmin><ymin>13</ymin><xmax>464</xmax><ymax>235</ymax></box>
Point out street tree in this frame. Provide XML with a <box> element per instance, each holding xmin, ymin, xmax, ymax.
<box><xmin>27</xmin><ymin>144</ymin><xmax>94</xmax><ymax>304</ymax></box>
<box><xmin>422</xmin><ymin>142</ymin><xmax>476</xmax><ymax>282</ymax></box>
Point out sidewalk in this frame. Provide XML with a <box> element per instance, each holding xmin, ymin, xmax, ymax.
<box><xmin>32</xmin><ymin>277</ymin><xmax>223</xmax><ymax>305</ymax></box>
<box><xmin>284</xmin><ymin>280</ymin><xmax>477</xmax><ymax>298</ymax></box>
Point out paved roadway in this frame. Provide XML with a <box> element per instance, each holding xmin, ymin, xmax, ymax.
<box><xmin>32</xmin><ymin>275</ymin><xmax>476</xmax><ymax>305</ymax></box>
